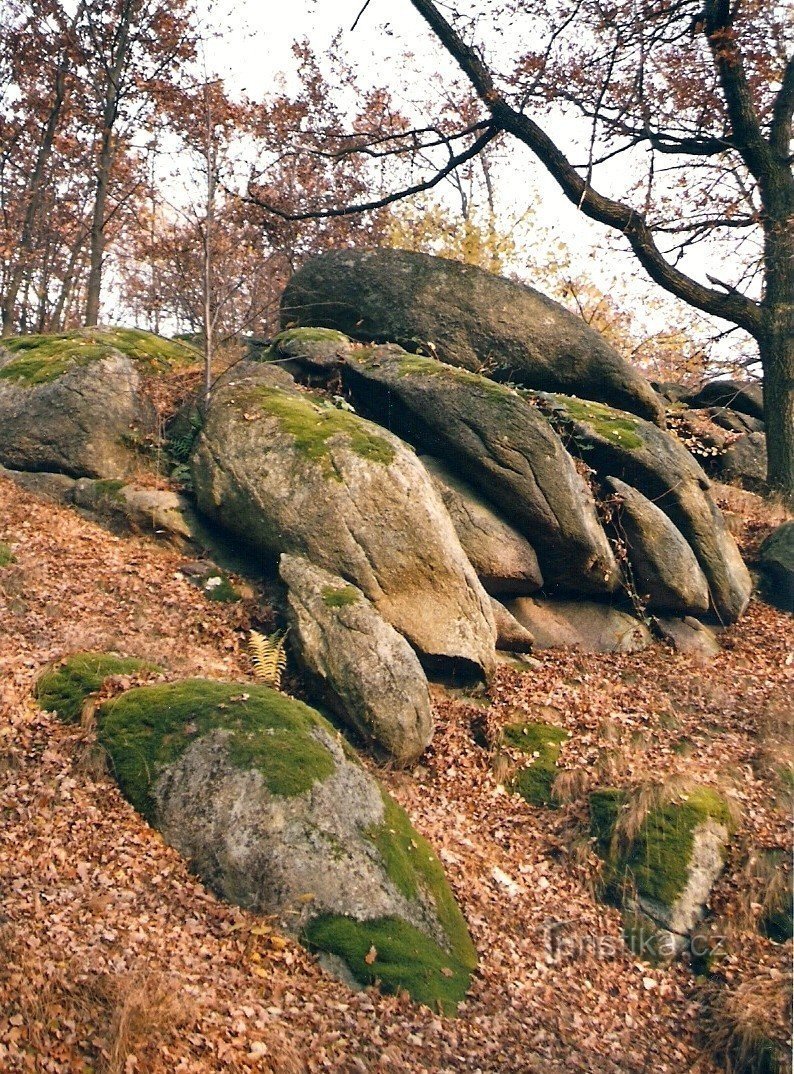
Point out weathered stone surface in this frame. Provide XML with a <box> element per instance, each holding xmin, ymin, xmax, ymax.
<box><xmin>685</xmin><ymin>379</ymin><xmax>764</xmax><ymax>420</ymax></box>
<box><xmin>191</xmin><ymin>366</ymin><xmax>496</xmax><ymax>674</ymax></box>
<box><xmin>337</xmin><ymin>347</ymin><xmax>619</xmax><ymax>595</ymax></box>
<box><xmin>281</xmin><ymin>250</ymin><xmax>666</xmax><ymax>423</ymax></box>
<box><xmin>421</xmin><ymin>456</ymin><xmax>542</xmax><ymax>595</ymax></box>
<box><xmin>96</xmin><ymin>679</ymin><xmax>477</xmax><ymax>1011</ymax></box>
<box><xmin>656</xmin><ymin>616</ymin><xmax>721</xmax><ymax>660</ymax></box>
<box><xmin>537</xmin><ymin>394</ymin><xmax>752</xmax><ymax>623</ymax></box>
<box><xmin>504</xmin><ymin>597</ymin><xmax>652</xmax><ymax>653</ymax></box>
<box><xmin>0</xmin><ymin>327</ymin><xmax>197</xmax><ymax>479</ymax></box>
<box><xmin>280</xmin><ymin>555</ymin><xmax>433</xmax><ymax>764</ymax></box>
<box><xmin>72</xmin><ymin>480</ymin><xmax>195</xmax><ymax>541</ymax></box>
<box><xmin>708</xmin><ymin>407</ymin><xmax>765</xmax><ymax>435</ymax></box>
<box><xmin>489</xmin><ymin>597</ymin><xmax>535</xmax><ymax>653</ymax></box>
<box><xmin>718</xmin><ymin>431</ymin><xmax>767</xmax><ymax>491</ymax></box>
<box><xmin>605</xmin><ymin>477</ymin><xmax>710</xmax><ymax>614</ymax></box>
<box><xmin>758</xmin><ymin>521</ymin><xmax>794</xmax><ymax>612</ymax></box>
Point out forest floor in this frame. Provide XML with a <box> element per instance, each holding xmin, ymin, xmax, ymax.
<box><xmin>0</xmin><ymin>474</ymin><xmax>791</xmax><ymax>1074</ymax></box>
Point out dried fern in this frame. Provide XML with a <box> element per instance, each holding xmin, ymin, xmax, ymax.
<box><xmin>248</xmin><ymin>629</ymin><xmax>288</xmax><ymax>690</ymax></box>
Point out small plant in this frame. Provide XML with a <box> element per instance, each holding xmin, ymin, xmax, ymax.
<box><xmin>248</xmin><ymin>629</ymin><xmax>288</xmax><ymax>689</ymax></box>
<box><xmin>0</xmin><ymin>540</ymin><xmax>15</xmax><ymax>567</ymax></box>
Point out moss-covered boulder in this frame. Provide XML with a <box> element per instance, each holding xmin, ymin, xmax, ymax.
<box><xmin>590</xmin><ymin>785</ymin><xmax>732</xmax><ymax>954</ymax></box>
<box><xmin>499</xmin><ymin>720</ymin><xmax>568</xmax><ymax>806</ymax></box>
<box><xmin>279</xmin><ymin>554</ymin><xmax>433</xmax><ymax>763</ymax></box>
<box><xmin>0</xmin><ymin>328</ymin><xmax>199</xmax><ymax>479</ymax></box>
<box><xmin>94</xmin><ymin>678</ymin><xmax>476</xmax><ymax>1012</ymax></box>
<box><xmin>280</xmin><ymin>249</ymin><xmax>665</xmax><ymax>423</ymax></box>
<box><xmin>36</xmin><ymin>651</ymin><xmax>161</xmax><ymax>723</ymax></box>
<box><xmin>333</xmin><ymin>345</ymin><xmax>619</xmax><ymax>596</ymax></box>
<box><xmin>265</xmin><ymin>327</ymin><xmax>354</xmax><ymax>375</ymax></box>
<box><xmin>537</xmin><ymin>393</ymin><xmax>751</xmax><ymax>623</ymax></box>
<box><xmin>191</xmin><ymin>365</ymin><xmax>496</xmax><ymax>675</ymax></box>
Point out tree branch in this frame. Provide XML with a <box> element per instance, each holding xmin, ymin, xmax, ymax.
<box><xmin>244</xmin><ymin>124</ymin><xmax>499</xmax><ymax>221</ymax></box>
<box><xmin>408</xmin><ymin>0</ymin><xmax>763</xmax><ymax>336</ymax></box>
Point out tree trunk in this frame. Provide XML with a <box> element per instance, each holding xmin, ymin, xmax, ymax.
<box><xmin>760</xmin><ymin>322</ymin><xmax>794</xmax><ymax>502</ymax></box>
<box><xmin>84</xmin><ymin>125</ymin><xmax>114</xmax><ymax>325</ymax></box>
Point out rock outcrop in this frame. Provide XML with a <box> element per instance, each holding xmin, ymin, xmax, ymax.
<box><xmin>685</xmin><ymin>379</ymin><xmax>764</xmax><ymax>420</ymax></box>
<box><xmin>191</xmin><ymin>365</ymin><xmax>496</xmax><ymax>674</ymax></box>
<box><xmin>0</xmin><ymin>328</ymin><xmax>180</xmax><ymax>478</ymax></box>
<box><xmin>336</xmin><ymin>346</ymin><xmax>620</xmax><ymax>596</ymax></box>
<box><xmin>281</xmin><ymin>248</ymin><xmax>666</xmax><ymax>423</ymax></box>
<box><xmin>93</xmin><ymin>677</ymin><xmax>477</xmax><ymax>1011</ymax></box>
<box><xmin>605</xmin><ymin>477</ymin><xmax>710</xmax><ymax>614</ymax></box>
<box><xmin>537</xmin><ymin>394</ymin><xmax>752</xmax><ymax>623</ymax></box>
<box><xmin>279</xmin><ymin>555</ymin><xmax>433</xmax><ymax>763</ymax></box>
<box><xmin>421</xmin><ymin>456</ymin><xmax>543</xmax><ymax>595</ymax></box>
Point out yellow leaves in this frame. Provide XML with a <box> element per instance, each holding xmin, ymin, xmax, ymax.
<box><xmin>364</xmin><ymin>945</ymin><xmax>378</xmax><ymax>965</ymax></box>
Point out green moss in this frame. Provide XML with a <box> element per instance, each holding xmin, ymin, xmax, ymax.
<box><xmin>275</xmin><ymin>327</ymin><xmax>350</xmax><ymax>348</ymax></box>
<box><xmin>36</xmin><ymin>652</ymin><xmax>159</xmax><ymax>724</ymax></box>
<box><xmin>249</xmin><ymin>386</ymin><xmax>396</xmax><ymax>476</ymax></box>
<box><xmin>501</xmin><ymin>721</ymin><xmax>568</xmax><ymax>807</ymax></box>
<box><xmin>359</xmin><ymin>349</ymin><xmax>514</xmax><ymax>403</ymax></box>
<box><xmin>98</xmin><ymin>679</ymin><xmax>337</xmax><ymax>820</ymax></box>
<box><xmin>304</xmin><ymin>914</ymin><xmax>472</xmax><ymax>1014</ymax></box>
<box><xmin>366</xmin><ymin>792</ymin><xmax>477</xmax><ymax>973</ymax></box>
<box><xmin>321</xmin><ymin>584</ymin><xmax>360</xmax><ymax>608</ymax></box>
<box><xmin>590</xmin><ymin>786</ymin><xmax>732</xmax><ymax>908</ymax></box>
<box><xmin>0</xmin><ymin>541</ymin><xmax>15</xmax><ymax>567</ymax></box>
<box><xmin>551</xmin><ymin>396</ymin><xmax>644</xmax><ymax>449</ymax></box>
<box><xmin>0</xmin><ymin>327</ymin><xmax>199</xmax><ymax>386</ymax></box>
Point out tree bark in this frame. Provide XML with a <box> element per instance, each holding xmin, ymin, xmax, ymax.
<box><xmin>84</xmin><ymin>1</ymin><xmax>140</xmax><ymax>326</ymax></box>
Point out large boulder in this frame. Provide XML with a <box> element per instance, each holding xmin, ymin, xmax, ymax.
<box><xmin>537</xmin><ymin>394</ymin><xmax>752</xmax><ymax>623</ymax></box>
<box><xmin>421</xmin><ymin>456</ymin><xmax>542</xmax><ymax>595</ymax></box>
<box><xmin>94</xmin><ymin>678</ymin><xmax>477</xmax><ymax>1011</ymax></box>
<box><xmin>0</xmin><ymin>327</ymin><xmax>198</xmax><ymax>478</ymax></box>
<box><xmin>281</xmin><ymin>249</ymin><xmax>666</xmax><ymax>424</ymax></box>
<box><xmin>504</xmin><ymin>596</ymin><xmax>652</xmax><ymax>653</ymax></box>
<box><xmin>590</xmin><ymin>786</ymin><xmax>732</xmax><ymax>956</ymax></box>
<box><xmin>758</xmin><ymin>522</ymin><xmax>794</xmax><ymax>612</ymax></box>
<box><xmin>335</xmin><ymin>346</ymin><xmax>619</xmax><ymax>596</ymax></box>
<box><xmin>685</xmin><ymin>379</ymin><xmax>764</xmax><ymax>420</ymax></box>
<box><xmin>279</xmin><ymin>555</ymin><xmax>433</xmax><ymax>764</ymax></box>
<box><xmin>605</xmin><ymin>477</ymin><xmax>710</xmax><ymax>614</ymax></box>
<box><xmin>191</xmin><ymin>366</ymin><xmax>496</xmax><ymax>675</ymax></box>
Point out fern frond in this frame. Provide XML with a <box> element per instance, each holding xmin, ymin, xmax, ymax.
<box><xmin>249</xmin><ymin>629</ymin><xmax>288</xmax><ymax>690</ymax></box>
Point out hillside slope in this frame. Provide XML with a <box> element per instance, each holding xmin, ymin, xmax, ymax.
<box><xmin>0</xmin><ymin>475</ymin><xmax>790</xmax><ymax>1073</ymax></box>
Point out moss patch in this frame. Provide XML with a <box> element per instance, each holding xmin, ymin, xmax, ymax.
<box><xmin>275</xmin><ymin>327</ymin><xmax>350</xmax><ymax>348</ymax></box>
<box><xmin>321</xmin><ymin>584</ymin><xmax>360</xmax><ymax>608</ymax></box>
<box><xmin>36</xmin><ymin>652</ymin><xmax>160</xmax><ymax>724</ymax></box>
<box><xmin>0</xmin><ymin>327</ymin><xmax>199</xmax><ymax>386</ymax></box>
<box><xmin>304</xmin><ymin>914</ymin><xmax>472</xmax><ymax>1014</ymax></box>
<box><xmin>359</xmin><ymin>348</ymin><xmax>514</xmax><ymax>403</ymax></box>
<box><xmin>501</xmin><ymin>721</ymin><xmax>568</xmax><ymax>807</ymax></box>
<box><xmin>590</xmin><ymin>786</ymin><xmax>732</xmax><ymax>908</ymax></box>
<box><xmin>366</xmin><ymin>792</ymin><xmax>477</xmax><ymax>973</ymax></box>
<box><xmin>551</xmin><ymin>396</ymin><xmax>644</xmax><ymax>449</ymax></box>
<box><xmin>0</xmin><ymin>541</ymin><xmax>15</xmax><ymax>567</ymax></box>
<box><xmin>98</xmin><ymin>679</ymin><xmax>337</xmax><ymax>820</ymax></box>
<box><xmin>249</xmin><ymin>386</ymin><xmax>396</xmax><ymax>476</ymax></box>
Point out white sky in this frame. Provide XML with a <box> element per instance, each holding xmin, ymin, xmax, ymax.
<box><xmin>180</xmin><ymin>0</ymin><xmax>750</xmax><ymax>366</ymax></box>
